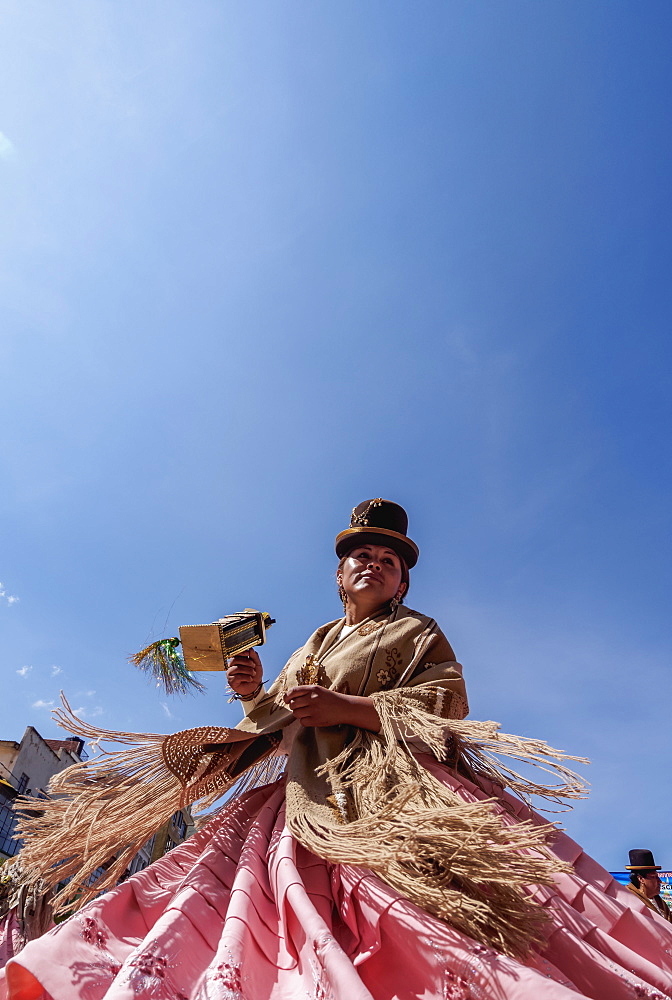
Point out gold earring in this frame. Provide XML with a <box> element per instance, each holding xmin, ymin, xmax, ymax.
<box><xmin>390</xmin><ymin>592</ymin><xmax>403</xmax><ymax>613</ymax></box>
<box><xmin>338</xmin><ymin>582</ymin><xmax>347</xmax><ymax>609</ymax></box>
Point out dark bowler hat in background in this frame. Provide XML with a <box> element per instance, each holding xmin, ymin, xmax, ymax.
<box><xmin>335</xmin><ymin>499</ymin><xmax>419</xmax><ymax>568</ymax></box>
<box><xmin>625</xmin><ymin>849</ymin><xmax>662</xmax><ymax>871</ymax></box>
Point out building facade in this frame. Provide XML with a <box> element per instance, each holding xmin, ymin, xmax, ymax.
<box><xmin>0</xmin><ymin>726</ymin><xmax>193</xmax><ymax>874</ymax></box>
<box><xmin>0</xmin><ymin>728</ymin><xmax>86</xmax><ymax>859</ymax></box>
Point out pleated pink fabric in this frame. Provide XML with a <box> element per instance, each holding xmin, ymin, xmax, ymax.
<box><xmin>0</xmin><ymin>914</ymin><xmax>23</xmax><ymax>971</ymax></box>
<box><xmin>2</xmin><ymin>756</ymin><xmax>672</xmax><ymax>1000</ymax></box>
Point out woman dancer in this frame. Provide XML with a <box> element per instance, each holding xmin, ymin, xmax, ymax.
<box><xmin>3</xmin><ymin>500</ymin><xmax>672</xmax><ymax>1000</ymax></box>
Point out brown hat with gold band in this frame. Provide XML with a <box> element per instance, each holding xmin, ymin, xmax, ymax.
<box><xmin>335</xmin><ymin>499</ymin><xmax>419</xmax><ymax>568</ymax></box>
<box><xmin>625</xmin><ymin>849</ymin><xmax>662</xmax><ymax>871</ymax></box>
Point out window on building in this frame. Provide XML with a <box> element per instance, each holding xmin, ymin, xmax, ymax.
<box><xmin>128</xmin><ymin>854</ymin><xmax>150</xmax><ymax>876</ymax></box>
<box><xmin>16</xmin><ymin>774</ymin><xmax>28</xmax><ymax>795</ymax></box>
<box><xmin>171</xmin><ymin>810</ymin><xmax>187</xmax><ymax>839</ymax></box>
<box><xmin>0</xmin><ymin>802</ymin><xmax>20</xmax><ymax>857</ymax></box>
<box><xmin>86</xmin><ymin>866</ymin><xmax>106</xmax><ymax>887</ymax></box>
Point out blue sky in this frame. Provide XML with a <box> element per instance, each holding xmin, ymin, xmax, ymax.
<box><xmin>1</xmin><ymin>1</ymin><xmax>671</xmax><ymax>870</ymax></box>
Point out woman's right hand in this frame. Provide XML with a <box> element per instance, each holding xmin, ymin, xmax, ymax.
<box><xmin>226</xmin><ymin>648</ymin><xmax>263</xmax><ymax>697</ymax></box>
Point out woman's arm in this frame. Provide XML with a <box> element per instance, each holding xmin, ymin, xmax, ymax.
<box><xmin>229</xmin><ymin>655</ymin><xmax>381</xmax><ymax>730</ymax></box>
<box><xmin>284</xmin><ymin>685</ymin><xmax>381</xmax><ymax>732</ymax></box>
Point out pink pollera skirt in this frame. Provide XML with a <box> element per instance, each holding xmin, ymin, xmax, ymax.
<box><xmin>2</xmin><ymin>755</ymin><xmax>672</xmax><ymax>1000</ymax></box>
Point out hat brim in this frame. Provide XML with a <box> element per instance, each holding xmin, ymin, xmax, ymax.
<box><xmin>625</xmin><ymin>865</ymin><xmax>662</xmax><ymax>871</ymax></box>
<box><xmin>335</xmin><ymin>527</ymin><xmax>419</xmax><ymax>568</ymax></box>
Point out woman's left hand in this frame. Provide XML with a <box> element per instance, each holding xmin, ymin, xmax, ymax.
<box><xmin>284</xmin><ymin>685</ymin><xmax>381</xmax><ymax>732</ymax></box>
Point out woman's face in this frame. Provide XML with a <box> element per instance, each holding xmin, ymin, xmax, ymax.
<box><xmin>639</xmin><ymin>871</ymin><xmax>661</xmax><ymax>899</ymax></box>
<box><xmin>338</xmin><ymin>544</ymin><xmax>404</xmax><ymax>609</ymax></box>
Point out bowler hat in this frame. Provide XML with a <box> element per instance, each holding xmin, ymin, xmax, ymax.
<box><xmin>335</xmin><ymin>499</ymin><xmax>419</xmax><ymax>568</ymax></box>
<box><xmin>625</xmin><ymin>849</ymin><xmax>662</xmax><ymax>871</ymax></box>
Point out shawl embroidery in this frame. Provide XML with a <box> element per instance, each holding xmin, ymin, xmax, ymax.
<box><xmin>12</xmin><ymin>606</ymin><xmax>588</xmax><ymax>959</ymax></box>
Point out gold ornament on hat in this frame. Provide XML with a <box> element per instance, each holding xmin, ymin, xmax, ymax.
<box><xmin>350</xmin><ymin>498</ymin><xmax>384</xmax><ymax>527</ymax></box>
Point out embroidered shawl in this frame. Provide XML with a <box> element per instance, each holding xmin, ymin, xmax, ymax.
<box><xmin>13</xmin><ymin>606</ymin><xmax>587</xmax><ymax>958</ymax></box>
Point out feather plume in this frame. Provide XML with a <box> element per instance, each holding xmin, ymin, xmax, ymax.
<box><xmin>130</xmin><ymin>637</ymin><xmax>205</xmax><ymax>696</ymax></box>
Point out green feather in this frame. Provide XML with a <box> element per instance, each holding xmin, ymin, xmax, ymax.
<box><xmin>130</xmin><ymin>638</ymin><xmax>205</xmax><ymax>696</ymax></box>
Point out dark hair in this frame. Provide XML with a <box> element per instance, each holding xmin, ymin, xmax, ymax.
<box><xmin>336</xmin><ymin>547</ymin><xmax>410</xmax><ymax>600</ymax></box>
<box><xmin>630</xmin><ymin>871</ymin><xmax>657</xmax><ymax>888</ymax></box>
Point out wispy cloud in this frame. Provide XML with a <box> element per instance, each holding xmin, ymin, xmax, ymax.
<box><xmin>160</xmin><ymin>702</ymin><xmax>174</xmax><ymax>719</ymax></box>
<box><xmin>51</xmin><ymin>665</ymin><xmax>63</xmax><ymax>676</ymax></box>
<box><xmin>0</xmin><ymin>133</ymin><xmax>16</xmax><ymax>161</ymax></box>
<box><xmin>32</xmin><ymin>699</ymin><xmax>55</xmax><ymax>710</ymax></box>
<box><xmin>67</xmin><ymin>690</ymin><xmax>103</xmax><ymax>719</ymax></box>
<box><xmin>76</xmin><ymin>705</ymin><xmax>103</xmax><ymax>719</ymax></box>
<box><xmin>0</xmin><ymin>583</ymin><xmax>19</xmax><ymax>606</ymax></box>
<box><xmin>16</xmin><ymin>665</ymin><xmax>32</xmax><ymax>678</ymax></box>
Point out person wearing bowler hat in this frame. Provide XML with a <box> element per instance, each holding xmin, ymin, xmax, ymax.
<box><xmin>626</xmin><ymin>849</ymin><xmax>672</xmax><ymax>922</ymax></box>
<box><xmin>5</xmin><ymin>500</ymin><xmax>672</xmax><ymax>1000</ymax></box>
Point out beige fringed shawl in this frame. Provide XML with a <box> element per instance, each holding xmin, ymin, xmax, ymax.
<box><xmin>14</xmin><ymin>606</ymin><xmax>587</xmax><ymax>959</ymax></box>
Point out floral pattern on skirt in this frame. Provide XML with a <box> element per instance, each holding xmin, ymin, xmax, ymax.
<box><xmin>2</xmin><ymin>757</ymin><xmax>672</xmax><ymax>1000</ymax></box>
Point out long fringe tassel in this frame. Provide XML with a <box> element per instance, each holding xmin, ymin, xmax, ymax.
<box><xmin>194</xmin><ymin>751</ymin><xmax>288</xmax><ymax>814</ymax></box>
<box><xmin>286</xmin><ymin>692</ymin><xmax>589</xmax><ymax>960</ymax></box>
<box><xmin>14</xmin><ymin>697</ymin><xmax>237</xmax><ymax>914</ymax></box>
<box><xmin>287</xmin><ymin>779</ymin><xmax>560</xmax><ymax>959</ymax></box>
<box><xmin>371</xmin><ymin>687</ymin><xmax>590</xmax><ymax>810</ymax></box>
<box><xmin>225</xmin><ymin>751</ymin><xmax>288</xmax><ymax>800</ymax></box>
